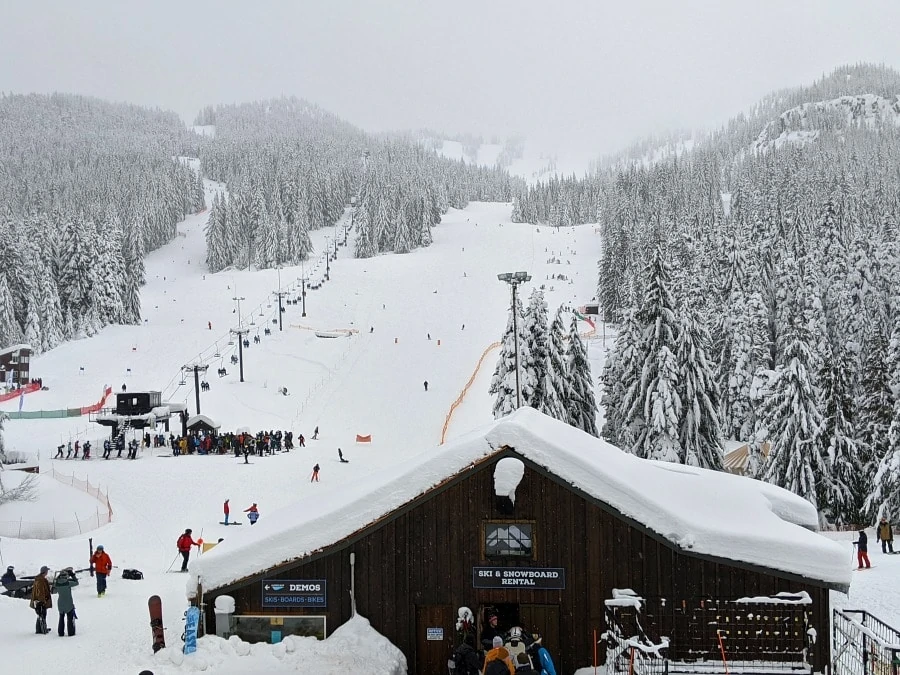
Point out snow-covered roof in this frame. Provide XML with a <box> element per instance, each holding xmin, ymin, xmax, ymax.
<box><xmin>187</xmin><ymin>414</ymin><xmax>220</xmax><ymax>430</ymax></box>
<box><xmin>191</xmin><ymin>408</ymin><xmax>851</xmax><ymax>594</ymax></box>
<box><xmin>0</xmin><ymin>344</ymin><xmax>32</xmax><ymax>358</ymax></box>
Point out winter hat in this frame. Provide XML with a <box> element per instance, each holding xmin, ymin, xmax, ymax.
<box><xmin>40</xmin><ymin>566</ymin><xmax>49</xmax><ymax>574</ymax></box>
<box><xmin>186</xmin><ymin>528</ymin><xmax>193</xmax><ymax>534</ymax></box>
<box><xmin>516</xmin><ymin>652</ymin><xmax>531</xmax><ymax>666</ymax></box>
<box><xmin>6</xmin><ymin>566</ymin><xmax>12</xmax><ymax>571</ymax></box>
<box><xmin>492</xmin><ymin>636</ymin><xmax>503</xmax><ymax>648</ymax></box>
<box><xmin>96</xmin><ymin>544</ymin><xmax>104</xmax><ymax>550</ymax></box>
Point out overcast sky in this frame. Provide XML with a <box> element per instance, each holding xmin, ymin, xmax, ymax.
<box><xmin>3</xmin><ymin>1</ymin><xmax>900</xmax><ymax>158</ymax></box>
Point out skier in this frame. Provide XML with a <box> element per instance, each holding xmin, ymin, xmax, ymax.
<box><xmin>82</xmin><ymin>441</ymin><xmax>91</xmax><ymax>460</ymax></box>
<box><xmin>243</xmin><ymin>446</ymin><xmax>250</xmax><ymax>464</ymax></box>
<box><xmin>66</xmin><ymin>442</ymin><xmax>73</xmax><ymax>460</ymax></box>
<box><xmin>312</xmin><ymin>426</ymin><xmax>319</xmax><ymax>440</ymax></box>
<box><xmin>878</xmin><ymin>516</ymin><xmax>894</xmax><ymax>553</ymax></box>
<box><xmin>74</xmin><ymin>440</ymin><xmax>80</xmax><ymax>458</ymax></box>
<box><xmin>177</xmin><ymin>529</ymin><xmax>201</xmax><ymax>572</ymax></box>
<box><xmin>223</xmin><ymin>499</ymin><xmax>230</xmax><ymax>525</ymax></box>
<box><xmin>208</xmin><ymin>321</ymin><xmax>212</xmax><ymax>330</ymax></box>
<box><xmin>427</xmin><ymin>333</ymin><xmax>431</xmax><ymax>340</ymax></box>
<box><xmin>338</xmin><ymin>448</ymin><xmax>349</xmax><ymax>463</ymax></box>
<box><xmin>1</xmin><ymin>566</ymin><xmax>16</xmax><ymax>585</ymax></box>
<box><xmin>55</xmin><ymin>568</ymin><xmax>79</xmax><ymax>636</ymax></box>
<box><xmin>244</xmin><ymin>503</ymin><xmax>260</xmax><ymax>525</ymax></box>
<box><xmin>298</xmin><ymin>434</ymin><xmax>305</xmax><ymax>448</ymax></box>
<box><xmin>30</xmin><ymin>566</ymin><xmax>52</xmax><ymax>634</ymax></box>
<box><xmin>54</xmin><ymin>444</ymin><xmax>64</xmax><ymax>459</ymax></box>
<box><xmin>90</xmin><ymin>544</ymin><xmax>112</xmax><ymax>597</ymax></box>
<box><xmin>311</xmin><ymin>463</ymin><xmax>320</xmax><ymax>482</ymax></box>
<box><xmin>424</xmin><ymin>380</ymin><xmax>429</xmax><ymax>392</ymax></box>
<box><xmin>102</xmin><ymin>439</ymin><xmax>111</xmax><ymax>460</ymax></box>
<box><xmin>854</xmin><ymin>530</ymin><xmax>872</xmax><ymax>569</ymax></box>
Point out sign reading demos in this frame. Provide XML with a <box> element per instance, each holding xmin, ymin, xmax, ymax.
<box><xmin>472</xmin><ymin>567</ymin><xmax>565</xmax><ymax>589</ymax></box>
<box><xmin>261</xmin><ymin>579</ymin><xmax>327</xmax><ymax>608</ymax></box>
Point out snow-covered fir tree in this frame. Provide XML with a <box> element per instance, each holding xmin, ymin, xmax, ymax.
<box><xmin>543</xmin><ymin>307</ymin><xmax>571</xmax><ymax>422</ymax></box>
<box><xmin>566</xmin><ymin>315</ymin><xmax>599</xmax><ymax>436</ymax></box>
<box><xmin>489</xmin><ymin>294</ymin><xmax>532</xmax><ymax>419</ymax></box>
<box><xmin>522</xmin><ymin>289</ymin><xmax>550</xmax><ymax>411</ymax></box>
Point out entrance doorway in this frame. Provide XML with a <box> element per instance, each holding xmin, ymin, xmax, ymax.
<box><xmin>478</xmin><ymin>603</ymin><xmax>559</xmax><ymax>656</ymax></box>
<box><xmin>416</xmin><ymin>604</ymin><xmax>453</xmax><ymax>675</ymax></box>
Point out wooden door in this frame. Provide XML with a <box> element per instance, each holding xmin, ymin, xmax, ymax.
<box><xmin>519</xmin><ymin>604</ymin><xmax>560</xmax><ymax>661</ymax></box>
<box><xmin>416</xmin><ymin>604</ymin><xmax>454</xmax><ymax>675</ymax></box>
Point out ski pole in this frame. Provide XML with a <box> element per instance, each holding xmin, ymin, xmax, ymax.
<box><xmin>165</xmin><ymin>552</ymin><xmax>180</xmax><ymax>573</ymax></box>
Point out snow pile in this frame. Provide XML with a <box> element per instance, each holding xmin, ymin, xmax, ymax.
<box><xmin>753</xmin><ymin>94</ymin><xmax>900</xmax><ymax>152</ymax></box>
<box><xmin>148</xmin><ymin>614</ymin><xmax>405</xmax><ymax>675</ymax></box>
<box><xmin>192</xmin><ymin>408</ymin><xmax>850</xmax><ymax>595</ymax></box>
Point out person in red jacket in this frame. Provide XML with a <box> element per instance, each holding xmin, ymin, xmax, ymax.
<box><xmin>90</xmin><ymin>544</ymin><xmax>113</xmax><ymax>597</ymax></box>
<box><xmin>223</xmin><ymin>499</ymin><xmax>230</xmax><ymax>525</ymax></box>
<box><xmin>244</xmin><ymin>503</ymin><xmax>260</xmax><ymax>525</ymax></box>
<box><xmin>177</xmin><ymin>529</ymin><xmax>200</xmax><ymax>572</ymax></box>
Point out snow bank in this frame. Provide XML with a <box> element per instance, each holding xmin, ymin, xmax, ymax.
<box><xmin>192</xmin><ymin>409</ymin><xmax>850</xmax><ymax>594</ymax></box>
<box><xmin>150</xmin><ymin>614</ymin><xmax>405</xmax><ymax>675</ymax></box>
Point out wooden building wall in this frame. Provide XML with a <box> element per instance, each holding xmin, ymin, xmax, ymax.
<box><xmin>204</xmin><ymin>453</ymin><xmax>832</xmax><ymax>674</ymax></box>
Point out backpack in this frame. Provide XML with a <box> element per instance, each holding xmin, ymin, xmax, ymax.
<box><xmin>451</xmin><ymin>644</ymin><xmax>478</xmax><ymax>675</ymax></box>
<box><xmin>122</xmin><ymin>569</ymin><xmax>143</xmax><ymax>580</ymax></box>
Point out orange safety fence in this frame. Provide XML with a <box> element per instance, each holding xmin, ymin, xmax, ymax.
<box><xmin>0</xmin><ymin>382</ymin><xmax>40</xmax><ymax>403</ymax></box>
<box><xmin>440</xmin><ymin>341</ymin><xmax>501</xmax><ymax>445</ymax></box>
<box><xmin>355</xmin><ymin>434</ymin><xmax>372</xmax><ymax>443</ymax></box>
<box><xmin>439</xmin><ymin>320</ymin><xmax>598</xmax><ymax>445</ymax></box>
<box><xmin>80</xmin><ymin>386</ymin><xmax>114</xmax><ymax>415</ymax></box>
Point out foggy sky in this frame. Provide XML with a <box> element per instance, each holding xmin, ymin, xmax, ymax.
<box><xmin>2</xmin><ymin>1</ymin><xmax>900</xmax><ymax>157</ymax></box>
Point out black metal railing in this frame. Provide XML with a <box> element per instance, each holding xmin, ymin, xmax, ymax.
<box><xmin>833</xmin><ymin>610</ymin><xmax>900</xmax><ymax>675</ymax></box>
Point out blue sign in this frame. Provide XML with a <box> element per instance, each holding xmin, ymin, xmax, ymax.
<box><xmin>262</xmin><ymin>579</ymin><xmax>327</xmax><ymax>608</ymax></box>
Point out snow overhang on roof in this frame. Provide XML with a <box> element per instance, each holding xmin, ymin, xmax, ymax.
<box><xmin>190</xmin><ymin>408</ymin><xmax>851</xmax><ymax>595</ymax></box>
<box><xmin>187</xmin><ymin>414</ymin><xmax>220</xmax><ymax>429</ymax></box>
<box><xmin>0</xmin><ymin>344</ymin><xmax>32</xmax><ymax>358</ymax></box>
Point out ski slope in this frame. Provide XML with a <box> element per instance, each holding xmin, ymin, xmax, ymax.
<box><xmin>0</xmin><ymin>182</ymin><xmax>610</xmax><ymax>674</ymax></box>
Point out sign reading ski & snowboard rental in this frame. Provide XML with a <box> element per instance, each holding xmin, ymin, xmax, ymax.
<box><xmin>261</xmin><ymin>579</ymin><xmax>327</xmax><ymax>608</ymax></box>
<box><xmin>472</xmin><ymin>567</ymin><xmax>565</xmax><ymax>589</ymax></box>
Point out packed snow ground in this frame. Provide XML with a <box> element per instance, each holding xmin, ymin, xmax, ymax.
<box><xmin>0</xmin><ymin>182</ymin><xmax>610</xmax><ymax>674</ymax></box>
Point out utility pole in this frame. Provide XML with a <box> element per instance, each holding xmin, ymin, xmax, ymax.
<box><xmin>230</xmin><ymin>328</ymin><xmax>250</xmax><ymax>382</ymax></box>
<box><xmin>497</xmin><ymin>271</ymin><xmax>532</xmax><ymax>409</ymax></box>
<box><xmin>232</xmin><ymin>295</ymin><xmax>246</xmax><ymax>329</ymax></box>
<box><xmin>182</xmin><ymin>363</ymin><xmax>209</xmax><ymax>415</ymax></box>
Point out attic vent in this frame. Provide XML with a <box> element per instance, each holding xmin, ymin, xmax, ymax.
<box><xmin>494</xmin><ymin>457</ymin><xmax>525</xmax><ymax>505</ymax></box>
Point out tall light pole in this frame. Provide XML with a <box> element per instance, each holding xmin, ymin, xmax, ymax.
<box><xmin>497</xmin><ymin>271</ymin><xmax>531</xmax><ymax>410</ymax></box>
<box><xmin>273</xmin><ymin>267</ymin><xmax>286</xmax><ymax>331</ymax></box>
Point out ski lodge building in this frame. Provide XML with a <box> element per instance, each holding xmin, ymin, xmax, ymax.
<box><xmin>190</xmin><ymin>409</ymin><xmax>849</xmax><ymax>675</ymax></box>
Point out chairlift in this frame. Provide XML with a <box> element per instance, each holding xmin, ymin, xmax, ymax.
<box><xmin>258</xmin><ymin>310</ymin><xmax>264</xmax><ymax>316</ymax></box>
<box><xmin>250</xmin><ymin>319</ymin><xmax>256</xmax><ymax>326</ymax></box>
<box><xmin>227</xmin><ymin>339</ymin><xmax>235</xmax><ymax>346</ymax></box>
<box><xmin>178</xmin><ymin>378</ymin><xmax>186</xmax><ymax>386</ymax></box>
<box><xmin>266</xmin><ymin>303</ymin><xmax>272</xmax><ymax>308</ymax></box>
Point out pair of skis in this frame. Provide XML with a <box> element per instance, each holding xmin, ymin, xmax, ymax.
<box><xmin>148</xmin><ymin>596</ymin><xmax>201</xmax><ymax>655</ymax></box>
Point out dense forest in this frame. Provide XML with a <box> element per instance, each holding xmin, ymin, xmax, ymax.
<box><xmin>0</xmin><ymin>93</ymin><xmax>202</xmax><ymax>352</ymax></box>
<box><xmin>512</xmin><ymin>64</ymin><xmax>900</xmax><ymax>524</ymax></box>
<box><xmin>199</xmin><ymin>98</ymin><xmax>521</xmax><ymax>271</ymax></box>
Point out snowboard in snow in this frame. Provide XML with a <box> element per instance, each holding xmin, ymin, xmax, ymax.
<box><xmin>219</xmin><ymin>522</ymin><xmax>242</xmax><ymax>525</ymax></box>
<box><xmin>183</xmin><ymin>606</ymin><xmax>201</xmax><ymax>655</ymax></box>
<box><xmin>149</xmin><ymin>595</ymin><xmax>166</xmax><ymax>653</ymax></box>
<box><xmin>854</xmin><ymin>566</ymin><xmax>876</xmax><ymax>571</ymax></box>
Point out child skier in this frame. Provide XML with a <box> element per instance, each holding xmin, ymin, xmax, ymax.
<box><xmin>244</xmin><ymin>503</ymin><xmax>260</xmax><ymax>525</ymax></box>
<box><xmin>854</xmin><ymin>530</ymin><xmax>872</xmax><ymax>569</ymax></box>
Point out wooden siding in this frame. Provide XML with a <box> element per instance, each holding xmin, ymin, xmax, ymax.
<box><xmin>204</xmin><ymin>452</ymin><xmax>832</xmax><ymax>674</ymax></box>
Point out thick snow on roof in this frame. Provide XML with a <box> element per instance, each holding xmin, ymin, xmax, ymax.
<box><xmin>187</xmin><ymin>413</ymin><xmax>220</xmax><ymax>429</ymax></box>
<box><xmin>191</xmin><ymin>408</ymin><xmax>851</xmax><ymax>594</ymax></box>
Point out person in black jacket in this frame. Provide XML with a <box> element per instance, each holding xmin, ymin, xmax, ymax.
<box><xmin>1</xmin><ymin>566</ymin><xmax>16</xmax><ymax>585</ymax></box>
<box><xmin>452</xmin><ymin>635</ymin><xmax>482</xmax><ymax>675</ymax></box>
<box><xmin>854</xmin><ymin>530</ymin><xmax>872</xmax><ymax>569</ymax></box>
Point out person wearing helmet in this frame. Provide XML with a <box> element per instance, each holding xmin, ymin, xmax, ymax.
<box><xmin>90</xmin><ymin>545</ymin><xmax>113</xmax><ymax>597</ymax></box>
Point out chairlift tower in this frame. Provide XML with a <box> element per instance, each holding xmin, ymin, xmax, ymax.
<box><xmin>497</xmin><ymin>271</ymin><xmax>532</xmax><ymax>409</ymax></box>
<box><xmin>229</xmin><ymin>327</ymin><xmax>250</xmax><ymax>383</ymax></box>
<box><xmin>182</xmin><ymin>363</ymin><xmax>210</xmax><ymax>415</ymax></box>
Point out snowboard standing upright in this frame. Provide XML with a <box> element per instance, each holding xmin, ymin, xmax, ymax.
<box><xmin>183</xmin><ymin>606</ymin><xmax>200</xmax><ymax>654</ymax></box>
<box><xmin>149</xmin><ymin>595</ymin><xmax>166</xmax><ymax>652</ymax></box>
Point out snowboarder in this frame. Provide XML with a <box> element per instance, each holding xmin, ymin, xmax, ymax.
<box><xmin>298</xmin><ymin>434</ymin><xmax>305</xmax><ymax>447</ymax></box>
<box><xmin>30</xmin><ymin>566</ymin><xmax>52</xmax><ymax>634</ymax></box>
<box><xmin>427</xmin><ymin>333</ymin><xmax>431</xmax><ymax>340</ymax></box>
<box><xmin>208</xmin><ymin>321</ymin><xmax>212</xmax><ymax>330</ymax></box>
<box><xmin>223</xmin><ymin>499</ymin><xmax>230</xmax><ymax>525</ymax></box>
<box><xmin>311</xmin><ymin>463</ymin><xmax>320</xmax><ymax>482</ymax></box>
<box><xmin>370</xmin><ymin>326</ymin><xmax>374</xmax><ymax>333</ymax></box>
<box><xmin>338</xmin><ymin>448</ymin><xmax>349</xmax><ymax>463</ymax></box>
<box><xmin>878</xmin><ymin>516</ymin><xmax>894</xmax><ymax>553</ymax></box>
<box><xmin>1</xmin><ymin>566</ymin><xmax>16</xmax><ymax>585</ymax></box>
<box><xmin>55</xmin><ymin>568</ymin><xmax>79</xmax><ymax>636</ymax></box>
<box><xmin>90</xmin><ymin>544</ymin><xmax>112</xmax><ymax>596</ymax></box>
<box><xmin>177</xmin><ymin>529</ymin><xmax>201</xmax><ymax>572</ymax></box>
<box><xmin>244</xmin><ymin>503</ymin><xmax>260</xmax><ymax>525</ymax></box>
<box><xmin>424</xmin><ymin>380</ymin><xmax>429</xmax><ymax>392</ymax></box>
<box><xmin>312</xmin><ymin>426</ymin><xmax>319</xmax><ymax>440</ymax></box>
<box><xmin>854</xmin><ymin>530</ymin><xmax>871</xmax><ymax>569</ymax></box>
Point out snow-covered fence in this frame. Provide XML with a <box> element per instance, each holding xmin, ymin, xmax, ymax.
<box><xmin>0</xmin><ymin>469</ymin><xmax>114</xmax><ymax>540</ymax></box>
<box><xmin>833</xmin><ymin>609</ymin><xmax>900</xmax><ymax>675</ymax></box>
<box><xmin>603</xmin><ymin>589</ymin><xmax>669</xmax><ymax>675</ymax></box>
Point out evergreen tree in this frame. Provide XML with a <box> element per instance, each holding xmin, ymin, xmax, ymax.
<box><xmin>523</xmin><ymin>289</ymin><xmax>549</xmax><ymax>410</ymax></box>
<box><xmin>0</xmin><ymin>272</ymin><xmax>21</xmax><ymax>347</ymax></box>
<box><xmin>760</xmin><ymin>328</ymin><xmax>825</xmax><ymax>507</ymax></box>
<box><xmin>566</xmin><ymin>315</ymin><xmax>599</xmax><ymax>436</ymax></box>
<box><xmin>601</xmin><ymin>308</ymin><xmax>642</xmax><ymax>449</ymax></box>
<box><xmin>489</xmin><ymin>294</ymin><xmax>531</xmax><ymax>419</ymax></box>
<box><xmin>676</xmin><ymin>309</ymin><xmax>723</xmax><ymax>468</ymax></box>
<box><xmin>542</xmin><ymin>307</ymin><xmax>571</xmax><ymax>421</ymax></box>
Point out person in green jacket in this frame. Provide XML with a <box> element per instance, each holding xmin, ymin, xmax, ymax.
<box><xmin>54</xmin><ymin>568</ymin><xmax>79</xmax><ymax>636</ymax></box>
